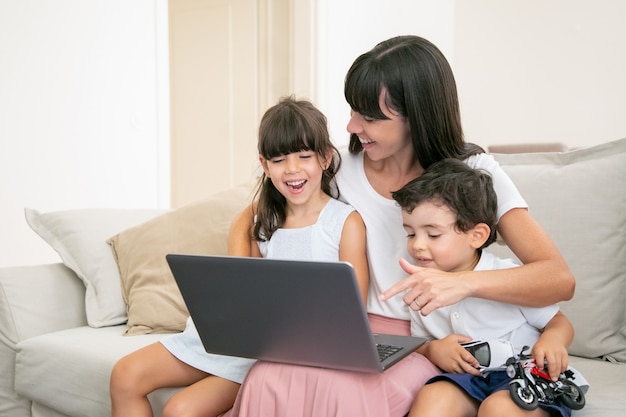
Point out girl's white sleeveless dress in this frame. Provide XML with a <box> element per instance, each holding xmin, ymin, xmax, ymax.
<box><xmin>160</xmin><ymin>198</ymin><xmax>356</xmax><ymax>384</ymax></box>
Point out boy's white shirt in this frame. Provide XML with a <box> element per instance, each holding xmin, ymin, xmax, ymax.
<box><xmin>409</xmin><ymin>251</ymin><xmax>560</xmax><ymax>354</ymax></box>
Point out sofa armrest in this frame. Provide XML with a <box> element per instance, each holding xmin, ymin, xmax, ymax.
<box><xmin>0</xmin><ymin>263</ymin><xmax>87</xmax><ymax>417</ymax></box>
<box><xmin>0</xmin><ymin>263</ymin><xmax>87</xmax><ymax>347</ymax></box>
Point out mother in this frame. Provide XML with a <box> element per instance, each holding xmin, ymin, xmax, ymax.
<box><xmin>225</xmin><ymin>35</ymin><xmax>575</xmax><ymax>417</ymax></box>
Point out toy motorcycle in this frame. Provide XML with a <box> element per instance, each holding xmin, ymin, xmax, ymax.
<box><xmin>505</xmin><ymin>346</ymin><xmax>585</xmax><ymax>411</ymax></box>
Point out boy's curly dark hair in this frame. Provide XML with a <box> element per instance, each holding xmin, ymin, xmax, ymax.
<box><xmin>391</xmin><ymin>158</ymin><xmax>498</xmax><ymax>249</ymax></box>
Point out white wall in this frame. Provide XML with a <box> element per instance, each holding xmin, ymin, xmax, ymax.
<box><xmin>312</xmin><ymin>0</ymin><xmax>626</xmax><ymax>150</ymax></box>
<box><xmin>454</xmin><ymin>0</ymin><xmax>626</xmax><ymax>150</ymax></box>
<box><xmin>2</xmin><ymin>0</ymin><xmax>623</xmax><ymax>267</ymax></box>
<box><xmin>313</xmin><ymin>0</ymin><xmax>455</xmax><ymax>148</ymax></box>
<box><xmin>0</xmin><ymin>0</ymin><xmax>170</xmax><ymax>267</ymax></box>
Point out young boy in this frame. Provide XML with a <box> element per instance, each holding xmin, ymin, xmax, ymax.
<box><xmin>391</xmin><ymin>158</ymin><xmax>577</xmax><ymax>417</ymax></box>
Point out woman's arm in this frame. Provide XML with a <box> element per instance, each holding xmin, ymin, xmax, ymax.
<box><xmin>338</xmin><ymin>211</ymin><xmax>369</xmax><ymax>304</ymax></box>
<box><xmin>381</xmin><ymin>208</ymin><xmax>575</xmax><ymax>315</ymax></box>
<box><xmin>482</xmin><ymin>207</ymin><xmax>575</xmax><ymax>305</ymax></box>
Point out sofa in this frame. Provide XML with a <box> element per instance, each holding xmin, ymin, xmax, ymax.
<box><xmin>1</xmin><ymin>138</ymin><xmax>625</xmax><ymax>417</ymax></box>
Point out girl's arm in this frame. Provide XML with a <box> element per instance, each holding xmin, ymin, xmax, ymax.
<box><xmin>227</xmin><ymin>205</ymin><xmax>255</xmax><ymax>257</ymax></box>
<box><xmin>382</xmin><ymin>208</ymin><xmax>575</xmax><ymax>315</ymax></box>
<box><xmin>338</xmin><ymin>211</ymin><xmax>369</xmax><ymax>304</ymax></box>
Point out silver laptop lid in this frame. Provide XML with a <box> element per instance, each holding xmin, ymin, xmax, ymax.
<box><xmin>167</xmin><ymin>254</ymin><xmax>424</xmax><ymax>373</ymax></box>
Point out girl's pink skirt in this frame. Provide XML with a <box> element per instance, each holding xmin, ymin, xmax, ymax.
<box><xmin>221</xmin><ymin>314</ymin><xmax>440</xmax><ymax>417</ymax></box>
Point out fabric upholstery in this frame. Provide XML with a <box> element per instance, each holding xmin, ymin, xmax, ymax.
<box><xmin>25</xmin><ymin>208</ymin><xmax>162</xmax><ymax>327</ymax></box>
<box><xmin>490</xmin><ymin>137</ymin><xmax>626</xmax><ymax>361</ymax></box>
<box><xmin>15</xmin><ymin>326</ymin><xmax>165</xmax><ymax>417</ymax></box>
<box><xmin>108</xmin><ymin>184</ymin><xmax>253</xmax><ymax>335</ymax></box>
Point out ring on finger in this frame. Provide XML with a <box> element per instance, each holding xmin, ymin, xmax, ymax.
<box><xmin>413</xmin><ymin>299</ymin><xmax>422</xmax><ymax>308</ymax></box>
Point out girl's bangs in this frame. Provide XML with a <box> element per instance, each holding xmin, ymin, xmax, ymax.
<box><xmin>259</xmin><ymin>120</ymin><xmax>313</xmax><ymax>159</ymax></box>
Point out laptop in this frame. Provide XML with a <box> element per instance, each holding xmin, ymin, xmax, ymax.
<box><xmin>166</xmin><ymin>254</ymin><xmax>426</xmax><ymax>373</ymax></box>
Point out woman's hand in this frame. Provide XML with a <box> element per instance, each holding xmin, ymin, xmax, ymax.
<box><xmin>419</xmin><ymin>335</ymin><xmax>480</xmax><ymax>375</ymax></box>
<box><xmin>380</xmin><ymin>258</ymin><xmax>473</xmax><ymax>316</ymax></box>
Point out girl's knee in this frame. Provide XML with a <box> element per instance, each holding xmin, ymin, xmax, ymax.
<box><xmin>162</xmin><ymin>397</ymin><xmax>188</xmax><ymax>417</ymax></box>
<box><xmin>110</xmin><ymin>355</ymin><xmax>144</xmax><ymax>395</ymax></box>
<box><xmin>162</xmin><ymin>378</ymin><xmax>239</xmax><ymax>417</ymax></box>
<box><xmin>162</xmin><ymin>394</ymin><xmax>208</xmax><ymax>417</ymax></box>
<box><xmin>110</xmin><ymin>358</ymin><xmax>129</xmax><ymax>393</ymax></box>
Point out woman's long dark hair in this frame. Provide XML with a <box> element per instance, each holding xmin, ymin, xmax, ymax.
<box><xmin>253</xmin><ymin>96</ymin><xmax>340</xmax><ymax>241</ymax></box>
<box><xmin>344</xmin><ymin>35</ymin><xmax>483</xmax><ymax>169</ymax></box>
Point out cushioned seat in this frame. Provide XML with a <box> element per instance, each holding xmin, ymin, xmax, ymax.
<box><xmin>15</xmin><ymin>326</ymin><xmax>166</xmax><ymax>417</ymax></box>
<box><xmin>567</xmin><ymin>356</ymin><xmax>626</xmax><ymax>417</ymax></box>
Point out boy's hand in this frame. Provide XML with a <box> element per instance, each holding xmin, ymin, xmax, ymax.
<box><xmin>531</xmin><ymin>338</ymin><xmax>569</xmax><ymax>381</ymax></box>
<box><xmin>532</xmin><ymin>311</ymin><xmax>573</xmax><ymax>381</ymax></box>
<box><xmin>420</xmin><ymin>335</ymin><xmax>481</xmax><ymax>375</ymax></box>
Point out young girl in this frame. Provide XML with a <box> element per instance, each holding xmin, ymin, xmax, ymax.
<box><xmin>109</xmin><ymin>96</ymin><xmax>368</xmax><ymax>417</ymax></box>
<box><xmin>392</xmin><ymin>158</ymin><xmax>576</xmax><ymax>417</ymax></box>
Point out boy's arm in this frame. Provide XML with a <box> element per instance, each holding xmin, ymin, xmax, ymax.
<box><xmin>417</xmin><ymin>334</ymin><xmax>480</xmax><ymax>376</ymax></box>
<box><xmin>532</xmin><ymin>310</ymin><xmax>574</xmax><ymax>380</ymax></box>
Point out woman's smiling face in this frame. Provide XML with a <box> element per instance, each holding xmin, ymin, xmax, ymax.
<box><xmin>346</xmin><ymin>90</ymin><xmax>412</xmax><ymax>162</ymax></box>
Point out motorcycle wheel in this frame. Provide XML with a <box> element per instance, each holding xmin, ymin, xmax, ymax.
<box><xmin>509</xmin><ymin>382</ymin><xmax>538</xmax><ymax>410</ymax></box>
<box><xmin>560</xmin><ymin>380</ymin><xmax>586</xmax><ymax>410</ymax></box>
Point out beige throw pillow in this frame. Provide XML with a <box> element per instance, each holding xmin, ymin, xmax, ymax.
<box><xmin>490</xmin><ymin>137</ymin><xmax>626</xmax><ymax>362</ymax></box>
<box><xmin>108</xmin><ymin>184</ymin><xmax>253</xmax><ymax>335</ymax></box>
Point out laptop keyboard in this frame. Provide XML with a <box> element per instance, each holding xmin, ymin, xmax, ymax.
<box><xmin>376</xmin><ymin>343</ymin><xmax>402</xmax><ymax>362</ymax></box>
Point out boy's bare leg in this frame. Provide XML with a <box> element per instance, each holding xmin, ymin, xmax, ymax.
<box><xmin>408</xmin><ymin>381</ymin><xmax>478</xmax><ymax>417</ymax></box>
<box><xmin>478</xmin><ymin>390</ymin><xmax>549</xmax><ymax>417</ymax></box>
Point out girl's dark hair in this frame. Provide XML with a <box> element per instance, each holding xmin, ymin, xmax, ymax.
<box><xmin>253</xmin><ymin>96</ymin><xmax>340</xmax><ymax>241</ymax></box>
<box><xmin>344</xmin><ymin>35</ymin><xmax>484</xmax><ymax>169</ymax></box>
<box><xmin>391</xmin><ymin>158</ymin><xmax>498</xmax><ymax>249</ymax></box>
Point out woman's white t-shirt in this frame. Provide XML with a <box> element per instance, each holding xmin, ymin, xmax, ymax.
<box><xmin>335</xmin><ymin>149</ymin><xmax>527</xmax><ymax>320</ymax></box>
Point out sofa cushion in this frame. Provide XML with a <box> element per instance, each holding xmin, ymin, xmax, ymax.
<box><xmin>25</xmin><ymin>208</ymin><xmax>163</xmax><ymax>327</ymax></box>
<box><xmin>108</xmin><ymin>184</ymin><xmax>253</xmax><ymax>335</ymax></box>
<box><xmin>490</xmin><ymin>137</ymin><xmax>626</xmax><ymax>362</ymax></box>
<box><xmin>14</xmin><ymin>326</ymin><xmax>167</xmax><ymax>417</ymax></box>
<box><xmin>568</xmin><ymin>356</ymin><xmax>626</xmax><ymax>417</ymax></box>
<box><xmin>0</xmin><ymin>263</ymin><xmax>88</xmax><ymax>417</ymax></box>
